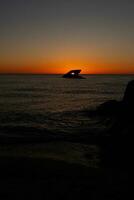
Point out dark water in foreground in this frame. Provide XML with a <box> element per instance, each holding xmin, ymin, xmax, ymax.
<box><xmin>0</xmin><ymin>74</ymin><xmax>134</xmax><ymax>136</ymax></box>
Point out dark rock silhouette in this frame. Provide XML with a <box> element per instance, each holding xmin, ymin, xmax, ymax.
<box><xmin>98</xmin><ymin>80</ymin><xmax>134</xmax><ymax>169</ymax></box>
<box><xmin>97</xmin><ymin>79</ymin><xmax>134</xmax><ymax>116</ymax></box>
<box><xmin>123</xmin><ymin>80</ymin><xmax>134</xmax><ymax>109</ymax></box>
<box><xmin>63</xmin><ymin>70</ymin><xmax>85</xmax><ymax>79</ymax></box>
<box><xmin>97</xmin><ymin>100</ymin><xmax>121</xmax><ymax>115</ymax></box>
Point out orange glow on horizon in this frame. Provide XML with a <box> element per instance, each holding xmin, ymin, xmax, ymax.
<box><xmin>0</xmin><ymin>61</ymin><xmax>134</xmax><ymax>74</ymax></box>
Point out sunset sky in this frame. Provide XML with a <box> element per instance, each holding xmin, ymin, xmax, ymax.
<box><xmin>0</xmin><ymin>0</ymin><xmax>134</xmax><ymax>74</ymax></box>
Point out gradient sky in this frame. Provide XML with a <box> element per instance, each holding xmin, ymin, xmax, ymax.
<box><xmin>0</xmin><ymin>0</ymin><xmax>134</xmax><ymax>74</ymax></box>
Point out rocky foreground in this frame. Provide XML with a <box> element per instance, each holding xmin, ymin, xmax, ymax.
<box><xmin>0</xmin><ymin>80</ymin><xmax>132</xmax><ymax>199</ymax></box>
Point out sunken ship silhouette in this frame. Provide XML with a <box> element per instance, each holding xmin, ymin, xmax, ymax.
<box><xmin>63</xmin><ymin>70</ymin><xmax>85</xmax><ymax>79</ymax></box>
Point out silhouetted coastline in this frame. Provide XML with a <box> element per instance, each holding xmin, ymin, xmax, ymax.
<box><xmin>96</xmin><ymin>80</ymin><xmax>133</xmax><ymax>170</ymax></box>
<box><xmin>0</xmin><ymin>78</ymin><xmax>132</xmax><ymax>199</ymax></box>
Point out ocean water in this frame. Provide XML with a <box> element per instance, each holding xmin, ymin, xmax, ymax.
<box><xmin>0</xmin><ymin>74</ymin><xmax>134</xmax><ymax>137</ymax></box>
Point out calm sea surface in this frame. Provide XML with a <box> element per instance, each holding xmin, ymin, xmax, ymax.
<box><xmin>0</xmin><ymin>74</ymin><xmax>134</xmax><ymax>135</ymax></box>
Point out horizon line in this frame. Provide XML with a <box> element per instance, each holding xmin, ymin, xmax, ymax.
<box><xmin>0</xmin><ymin>73</ymin><xmax>134</xmax><ymax>75</ymax></box>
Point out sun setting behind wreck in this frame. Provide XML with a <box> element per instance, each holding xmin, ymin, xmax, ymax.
<box><xmin>63</xmin><ymin>70</ymin><xmax>85</xmax><ymax>79</ymax></box>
